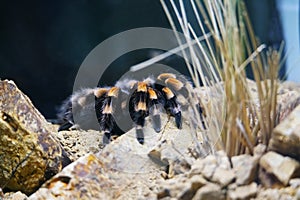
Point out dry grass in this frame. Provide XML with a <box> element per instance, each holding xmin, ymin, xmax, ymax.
<box><xmin>161</xmin><ymin>0</ymin><xmax>283</xmax><ymax>157</ymax></box>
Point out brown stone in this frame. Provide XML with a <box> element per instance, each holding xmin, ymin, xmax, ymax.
<box><xmin>156</xmin><ymin>176</ymin><xmax>187</xmax><ymax>198</ymax></box>
<box><xmin>55</xmin><ymin>129</ymin><xmax>103</xmax><ymax>161</ymax></box>
<box><xmin>192</xmin><ymin>183</ymin><xmax>225</xmax><ymax>200</ymax></box>
<box><xmin>269</xmin><ymin>104</ymin><xmax>300</xmax><ymax>161</ymax></box>
<box><xmin>29</xmin><ymin>154</ymin><xmax>114</xmax><ymax>199</ymax></box>
<box><xmin>290</xmin><ymin>178</ymin><xmax>300</xmax><ymax>189</ymax></box>
<box><xmin>255</xmin><ymin>187</ymin><xmax>295</xmax><ymax>200</ymax></box>
<box><xmin>276</xmin><ymin>82</ymin><xmax>300</xmax><ymax>123</ymax></box>
<box><xmin>253</xmin><ymin>144</ymin><xmax>267</xmax><ymax>158</ymax></box>
<box><xmin>30</xmin><ymin>153</ymin><xmax>162</xmax><ymax>199</ymax></box>
<box><xmin>259</xmin><ymin>151</ymin><xmax>300</xmax><ymax>186</ymax></box>
<box><xmin>200</xmin><ymin>155</ymin><xmax>218</xmax><ymax>180</ymax></box>
<box><xmin>211</xmin><ymin>167</ymin><xmax>235</xmax><ymax>187</ymax></box>
<box><xmin>231</xmin><ymin>154</ymin><xmax>258</xmax><ymax>185</ymax></box>
<box><xmin>194</xmin><ymin>151</ymin><xmax>230</xmax><ymax>181</ymax></box>
<box><xmin>0</xmin><ymin>80</ymin><xmax>70</xmax><ymax>194</ymax></box>
<box><xmin>3</xmin><ymin>191</ymin><xmax>28</xmax><ymax>200</ymax></box>
<box><xmin>227</xmin><ymin>182</ymin><xmax>257</xmax><ymax>200</ymax></box>
<box><xmin>176</xmin><ymin>175</ymin><xmax>207</xmax><ymax>200</ymax></box>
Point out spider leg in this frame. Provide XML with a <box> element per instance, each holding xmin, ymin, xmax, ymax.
<box><xmin>95</xmin><ymin>87</ymin><xmax>119</xmax><ymax>145</ymax></box>
<box><xmin>136</xmin><ymin>129</ymin><xmax>144</xmax><ymax>144</ymax></box>
<box><xmin>129</xmin><ymin>82</ymin><xmax>149</xmax><ymax>144</ymax></box>
<box><xmin>150</xmin><ymin>106</ymin><xmax>161</xmax><ymax>132</ymax></box>
<box><xmin>57</xmin><ymin>95</ymin><xmax>75</xmax><ymax>131</ymax></box>
<box><xmin>58</xmin><ymin>121</ymin><xmax>74</xmax><ymax>131</ymax></box>
<box><xmin>130</xmin><ymin>109</ymin><xmax>147</xmax><ymax>144</ymax></box>
<box><xmin>148</xmin><ymin>88</ymin><xmax>164</xmax><ymax>132</ymax></box>
<box><xmin>162</xmin><ymin>87</ymin><xmax>182</xmax><ymax>129</ymax></box>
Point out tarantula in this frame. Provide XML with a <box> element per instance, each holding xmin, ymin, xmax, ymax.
<box><xmin>57</xmin><ymin>73</ymin><xmax>198</xmax><ymax>145</ymax></box>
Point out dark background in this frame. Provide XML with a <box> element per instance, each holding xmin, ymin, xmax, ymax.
<box><xmin>0</xmin><ymin>0</ymin><xmax>284</xmax><ymax>119</ymax></box>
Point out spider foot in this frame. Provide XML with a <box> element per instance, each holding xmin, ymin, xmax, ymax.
<box><xmin>136</xmin><ymin>128</ymin><xmax>144</xmax><ymax>144</ymax></box>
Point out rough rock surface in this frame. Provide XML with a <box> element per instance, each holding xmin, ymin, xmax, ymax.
<box><xmin>2</xmin><ymin>79</ymin><xmax>300</xmax><ymax>199</ymax></box>
<box><xmin>259</xmin><ymin>151</ymin><xmax>300</xmax><ymax>186</ymax></box>
<box><xmin>55</xmin><ymin>129</ymin><xmax>103</xmax><ymax>161</ymax></box>
<box><xmin>269</xmin><ymin>104</ymin><xmax>300</xmax><ymax>161</ymax></box>
<box><xmin>29</xmin><ymin>153</ymin><xmax>162</xmax><ymax>199</ymax></box>
<box><xmin>231</xmin><ymin>154</ymin><xmax>258</xmax><ymax>185</ymax></box>
<box><xmin>0</xmin><ymin>80</ymin><xmax>70</xmax><ymax>194</ymax></box>
<box><xmin>29</xmin><ymin>110</ymin><xmax>199</xmax><ymax>199</ymax></box>
<box><xmin>192</xmin><ymin>183</ymin><xmax>225</xmax><ymax>200</ymax></box>
<box><xmin>227</xmin><ymin>182</ymin><xmax>258</xmax><ymax>200</ymax></box>
<box><xmin>2</xmin><ymin>191</ymin><xmax>28</xmax><ymax>200</ymax></box>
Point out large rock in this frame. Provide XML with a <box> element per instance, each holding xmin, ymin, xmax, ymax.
<box><xmin>259</xmin><ymin>151</ymin><xmax>300</xmax><ymax>186</ymax></box>
<box><xmin>269</xmin><ymin>104</ymin><xmax>300</xmax><ymax>161</ymax></box>
<box><xmin>192</xmin><ymin>183</ymin><xmax>225</xmax><ymax>200</ymax></box>
<box><xmin>276</xmin><ymin>82</ymin><xmax>300</xmax><ymax>123</ymax></box>
<box><xmin>29</xmin><ymin>153</ymin><xmax>163</xmax><ymax>199</ymax></box>
<box><xmin>55</xmin><ymin>129</ymin><xmax>103</xmax><ymax>161</ymax></box>
<box><xmin>231</xmin><ymin>154</ymin><xmax>258</xmax><ymax>185</ymax></box>
<box><xmin>0</xmin><ymin>80</ymin><xmax>70</xmax><ymax>194</ymax></box>
<box><xmin>227</xmin><ymin>182</ymin><xmax>257</xmax><ymax>200</ymax></box>
<box><xmin>2</xmin><ymin>191</ymin><xmax>28</xmax><ymax>200</ymax></box>
<box><xmin>29</xmin><ymin>154</ymin><xmax>115</xmax><ymax>199</ymax></box>
<box><xmin>29</xmin><ymin>107</ymin><xmax>200</xmax><ymax>199</ymax></box>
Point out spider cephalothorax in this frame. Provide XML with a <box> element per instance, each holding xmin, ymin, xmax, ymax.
<box><xmin>57</xmin><ymin>73</ymin><xmax>197</xmax><ymax>145</ymax></box>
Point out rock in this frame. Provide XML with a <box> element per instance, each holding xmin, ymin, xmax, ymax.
<box><xmin>29</xmin><ymin>149</ymin><xmax>164</xmax><ymax>199</ymax></box>
<box><xmin>190</xmin><ymin>175</ymin><xmax>207</xmax><ymax>189</ymax></box>
<box><xmin>192</xmin><ymin>183</ymin><xmax>225</xmax><ymax>200</ymax></box>
<box><xmin>156</xmin><ymin>174</ymin><xmax>207</xmax><ymax>199</ymax></box>
<box><xmin>231</xmin><ymin>154</ymin><xmax>258</xmax><ymax>185</ymax></box>
<box><xmin>296</xmin><ymin>188</ymin><xmax>300</xmax><ymax>200</ymax></box>
<box><xmin>215</xmin><ymin>151</ymin><xmax>231</xmax><ymax>169</ymax></box>
<box><xmin>194</xmin><ymin>151</ymin><xmax>230</xmax><ymax>180</ymax></box>
<box><xmin>253</xmin><ymin>144</ymin><xmax>267</xmax><ymax>158</ymax></box>
<box><xmin>176</xmin><ymin>175</ymin><xmax>207</xmax><ymax>200</ymax></box>
<box><xmin>29</xmin><ymin>154</ymin><xmax>114</xmax><ymax>199</ymax></box>
<box><xmin>227</xmin><ymin>182</ymin><xmax>257</xmax><ymax>200</ymax></box>
<box><xmin>258</xmin><ymin>167</ymin><xmax>284</xmax><ymax>188</ymax></box>
<box><xmin>29</xmin><ymin>88</ymin><xmax>207</xmax><ymax>199</ymax></box>
<box><xmin>269</xmin><ymin>104</ymin><xmax>300</xmax><ymax>161</ymax></box>
<box><xmin>198</xmin><ymin>155</ymin><xmax>218</xmax><ymax>180</ymax></box>
<box><xmin>190</xmin><ymin>159</ymin><xmax>204</xmax><ymax>176</ymax></box>
<box><xmin>103</xmin><ymin>109</ymin><xmax>198</xmax><ymax>175</ymax></box>
<box><xmin>29</xmin><ymin>153</ymin><xmax>161</xmax><ymax>199</ymax></box>
<box><xmin>56</xmin><ymin>107</ymin><xmax>197</xmax><ymax>174</ymax></box>
<box><xmin>259</xmin><ymin>151</ymin><xmax>300</xmax><ymax>186</ymax></box>
<box><xmin>211</xmin><ymin>167</ymin><xmax>235</xmax><ymax>187</ymax></box>
<box><xmin>148</xmin><ymin>136</ymin><xmax>194</xmax><ymax>178</ymax></box>
<box><xmin>0</xmin><ymin>80</ymin><xmax>71</xmax><ymax>194</ymax></box>
<box><xmin>187</xmin><ymin>151</ymin><xmax>234</xmax><ymax>187</ymax></box>
<box><xmin>276</xmin><ymin>82</ymin><xmax>300</xmax><ymax>123</ymax></box>
<box><xmin>156</xmin><ymin>176</ymin><xmax>187</xmax><ymax>199</ymax></box>
<box><xmin>99</xmin><ymin>123</ymin><xmax>168</xmax><ymax>174</ymax></box>
<box><xmin>55</xmin><ymin>129</ymin><xmax>104</xmax><ymax>161</ymax></box>
<box><xmin>3</xmin><ymin>191</ymin><xmax>28</xmax><ymax>200</ymax></box>
<box><xmin>200</xmin><ymin>151</ymin><xmax>232</xmax><ymax>185</ymax></box>
<box><xmin>255</xmin><ymin>187</ymin><xmax>296</xmax><ymax>200</ymax></box>
<box><xmin>290</xmin><ymin>178</ymin><xmax>300</xmax><ymax>189</ymax></box>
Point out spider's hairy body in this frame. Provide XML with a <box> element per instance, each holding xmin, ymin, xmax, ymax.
<box><xmin>57</xmin><ymin>73</ymin><xmax>198</xmax><ymax>145</ymax></box>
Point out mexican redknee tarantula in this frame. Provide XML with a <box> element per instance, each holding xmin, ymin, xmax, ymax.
<box><xmin>57</xmin><ymin>73</ymin><xmax>199</xmax><ymax>145</ymax></box>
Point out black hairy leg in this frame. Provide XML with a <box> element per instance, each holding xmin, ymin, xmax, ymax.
<box><xmin>148</xmin><ymin>87</ymin><xmax>164</xmax><ymax>132</ymax></box>
<box><xmin>57</xmin><ymin>99</ymin><xmax>74</xmax><ymax>131</ymax></box>
<box><xmin>95</xmin><ymin>87</ymin><xmax>119</xmax><ymax>145</ymax></box>
<box><xmin>129</xmin><ymin>82</ymin><xmax>149</xmax><ymax>144</ymax></box>
<box><xmin>162</xmin><ymin>87</ymin><xmax>182</xmax><ymax>129</ymax></box>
